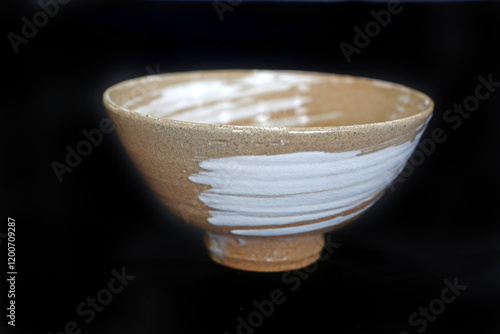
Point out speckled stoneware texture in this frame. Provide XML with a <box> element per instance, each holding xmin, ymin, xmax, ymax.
<box><xmin>103</xmin><ymin>69</ymin><xmax>434</xmax><ymax>272</ymax></box>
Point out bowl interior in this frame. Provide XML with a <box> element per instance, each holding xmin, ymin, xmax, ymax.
<box><xmin>108</xmin><ymin>70</ymin><xmax>432</xmax><ymax>128</ymax></box>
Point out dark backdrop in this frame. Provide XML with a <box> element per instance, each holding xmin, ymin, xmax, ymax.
<box><xmin>2</xmin><ymin>1</ymin><xmax>500</xmax><ymax>333</ymax></box>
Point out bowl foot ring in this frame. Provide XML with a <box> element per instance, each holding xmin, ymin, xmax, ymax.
<box><xmin>204</xmin><ymin>232</ymin><xmax>325</xmax><ymax>272</ymax></box>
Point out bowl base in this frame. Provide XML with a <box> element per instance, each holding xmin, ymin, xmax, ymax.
<box><xmin>204</xmin><ymin>232</ymin><xmax>324</xmax><ymax>272</ymax></box>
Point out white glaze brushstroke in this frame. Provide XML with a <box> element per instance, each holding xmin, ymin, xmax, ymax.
<box><xmin>132</xmin><ymin>71</ymin><xmax>324</xmax><ymax>125</ymax></box>
<box><xmin>189</xmin><ymin>131</ymin><xmax>424</xmax><ymax>236</ymax></box>
<box><xmin>231</xmin><ymin>206</ymin><xmax>374</xmax><ymax>236</ymax></box>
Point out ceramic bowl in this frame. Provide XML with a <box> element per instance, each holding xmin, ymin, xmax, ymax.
<box><xmin>103</xmin><ymin>69</ymin><xmax>433</xmax><ymax>272</ymax></box>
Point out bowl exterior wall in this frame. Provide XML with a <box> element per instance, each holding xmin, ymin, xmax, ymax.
<box><xmin>106</xmin><ymin>104</ymin><xmax>431</xmax><ymax>237</ymax></box>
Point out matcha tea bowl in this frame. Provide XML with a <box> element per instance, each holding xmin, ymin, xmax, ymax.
<box><xmin>103</xmin><ymin>69</ymin><xmax>433</xmax><ymax>272</ymax></box>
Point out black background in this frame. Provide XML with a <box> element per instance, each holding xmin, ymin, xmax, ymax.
<box><xmin>2</xmin><ymin>1</ymin><xmax>500</xmax><ymax>333</ymax></box>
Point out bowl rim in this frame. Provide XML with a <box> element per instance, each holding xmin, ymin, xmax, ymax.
<box><xmin>103</xmin><ymin>69</ymin><xmax>434</xmax><ymax>133</ymax></box>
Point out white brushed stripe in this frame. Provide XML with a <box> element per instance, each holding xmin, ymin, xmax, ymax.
<box><xmin>188</xmin><ymin>97</ymin><xmax>312</xmax><ymax>124</ymax></box>
<box><xmin>189</xmin><ymin>131</ymin><xmax>424</xmax><ymax>236</ymax></box>
<box><xmin>190</xmin><ymin>145</ymin><xmax>413</xmax><ymax>195</ymax></box>
<box><xmin>206</xmin><ymin>192</ymin><xmax>376</xmax><ymax>226</ymax></box>
<box><xmin>200</xmin><ymin>184</ymin><xmax>382</xmax><ymax>215</ymax></box>
<box><xmin>133</xmin><ymin>71</ymin><xmax>324</xmax><ymax>124</ymax></box>
<box><xmin>231</xmin><ymin>204</ymin><xmax>374</xmax><ymax>236</ymax></box>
